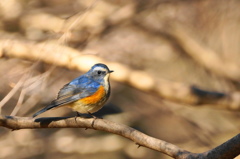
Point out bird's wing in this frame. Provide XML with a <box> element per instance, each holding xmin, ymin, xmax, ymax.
<box><xmin>51</xmin><ymin>82</ymin><xmax>99</xmax><ymax>107</ymax></box>
<box><xmin>57</xmin><ymin>84</ymin><xmax>78</xmax><ymax>99</ymax></box>
<box><xmin>52</xmin><ymin>75</ymin><xmax>101</xmax><ymax>106</ymax></box>
<box><xmin>32</xmin><ymin>77</ymin><xmax>100</xmax><ymax>117</ymax></box>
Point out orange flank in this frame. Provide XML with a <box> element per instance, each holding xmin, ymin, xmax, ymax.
<box><xmin>80</xmin><ymin>86</ymin><xmax>105</xmax><ymax>105</ymax></box>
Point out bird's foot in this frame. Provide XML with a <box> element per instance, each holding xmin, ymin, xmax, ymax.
<box><xmin>87</xmin><ymin>112</ymin><xmax>102</xmax><ymax>119</ymax></box>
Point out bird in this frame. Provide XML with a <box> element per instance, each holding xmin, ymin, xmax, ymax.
<box><xmin>32</xmin><ymin>63</ymin><xmax>113</xmax><ymax>118</ymax></box>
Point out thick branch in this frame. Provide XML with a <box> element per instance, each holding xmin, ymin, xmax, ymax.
<box><xmin>0</xmin><ymin>115</ymin><xmax>239</xmax><ymax>159</ymax></box>
<box><xmin>1</xmin><ymin>40</ymin><xmax>240</xmax><ymax>110</ymax></box>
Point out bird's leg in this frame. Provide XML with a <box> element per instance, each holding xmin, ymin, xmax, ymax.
<box><xmin>87</xmin><ymin>112</ymin><xmax>98</xmax><ymax>129</ymax></box>
<box><xmin>74</xmin><ymin>112</ymin><xmax>81</xmax><ymax>123</ymax></box>
<box><xmin>87</xmin><ymin>112</ymin><xmax>98</xmax><ymax>119</ymax></box>
<box><xmin>74</xmin><ymin>112</ymin><xmax>88</xmax><ymax>130</ymax></box>
<box><xmin>76</xmin><ymin>112</ymin><xmax>81</xmax><ymax>117</ymax></box>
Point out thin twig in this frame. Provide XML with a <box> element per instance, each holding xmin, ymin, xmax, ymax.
<box><xmin>0</xmin><ymin>75</ymin><xmax>26</xmax><ymax>113</ymax></box>
<box><xmin>58</xmin><ymin>0</ymin><xmax>100</xmax><ymax>44</ymax></box>
<box><xmin>10</xmin><ymin>88</ymin><xmax>26</xmax><ymax>116</ymax></box>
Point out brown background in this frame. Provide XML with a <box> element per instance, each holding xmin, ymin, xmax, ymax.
<box><xmin>0</xmin><ymin>0</ymin><xmax>240</xmax><ymax>159</ymax></box>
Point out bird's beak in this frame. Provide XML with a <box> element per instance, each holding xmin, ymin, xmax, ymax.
<box><xmin>109</xmin><ymin>70</ymin><xmax>114</xmax><ymax>73</ymax></box>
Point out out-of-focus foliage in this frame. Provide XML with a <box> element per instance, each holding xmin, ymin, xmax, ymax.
<box><xmin>0</xmin><ymin>0</ymin><xmax>240</xmax><ymax>159</ymax></box>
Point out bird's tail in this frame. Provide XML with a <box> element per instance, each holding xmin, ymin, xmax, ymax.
<box><xmin>32</xmin><ymin>104</ymin><xmax>56</xmax><ymax>118</ymax></box>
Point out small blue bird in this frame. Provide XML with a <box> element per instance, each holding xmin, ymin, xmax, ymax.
<box><xmin>33</xmin><ymin>63</ymin><xmax>113</xmax><ymax>117</ymax></box>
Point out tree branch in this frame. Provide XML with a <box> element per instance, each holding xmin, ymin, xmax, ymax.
<box><xmin>134</xmin><ymin>9</ymin><xmax>240</xmax><ymax>82</ymax></box>
<box><xmin>0</xmin><ymin>115</ymin><xmax>239</xmax><ymax>159</ymax></box>
<box><xmin>165</xmin><ymin>24</ymin><xmax>240</xmax><ymax>82</ymax></box>
<box><xmin>1</xmin><ymin>40</ymin><xmax>240</xmax><ymax>110</ymax></box>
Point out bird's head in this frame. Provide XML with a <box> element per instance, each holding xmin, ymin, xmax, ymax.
<box><xmin>88</xmin><ymin>63</ymin><xmax>114</xmax><ymax>82</ymax></box>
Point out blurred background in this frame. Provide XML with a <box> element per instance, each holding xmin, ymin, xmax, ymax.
<box><xmin>0</xmin><ymin>0</ymin><xmax>240</xmax><ymax>158</ymax></box>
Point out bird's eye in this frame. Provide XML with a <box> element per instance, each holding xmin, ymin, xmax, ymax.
<box><xmin>97</xmin><ymin>71</ymin><xmax>102</xmax><ymax>74</ymax></box>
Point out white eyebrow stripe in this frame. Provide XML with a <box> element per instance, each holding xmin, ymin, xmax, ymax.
<box><xmin>93</xmin><ymin>67</ymin><xmax>108</xmax><ymax>72</ymax></box>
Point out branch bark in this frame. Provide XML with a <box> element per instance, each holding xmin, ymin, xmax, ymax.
<box><xmin>0</xmin><ymin>115</ymin><xmax>239</xmax><ymax>159</ymax></box>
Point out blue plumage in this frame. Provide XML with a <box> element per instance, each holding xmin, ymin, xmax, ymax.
<box><xmin>32</xmin><ymin>63</ymin><xmax>113</xmax><ymax>117</ymax></box>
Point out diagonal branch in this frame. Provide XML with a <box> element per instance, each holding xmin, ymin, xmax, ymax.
<box><xmin>165</xmin><ymin>24</ymin><xmax>240</xmax><ymax>82</ymax></box>
<box><xmin>0</xmin><ymin>115</ymin><xmax>239</xmax><ymax>159</ymax></box>
<box><xmin>1</xmin><ymin>40</ymin><xmax>240</xmax><ymax>111</ymax></box>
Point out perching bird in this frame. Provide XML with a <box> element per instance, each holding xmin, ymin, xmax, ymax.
<box><xmin>33</xmin><ymin>63</ymin><xmax>113</xmax><ymax>118</ymax></box>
